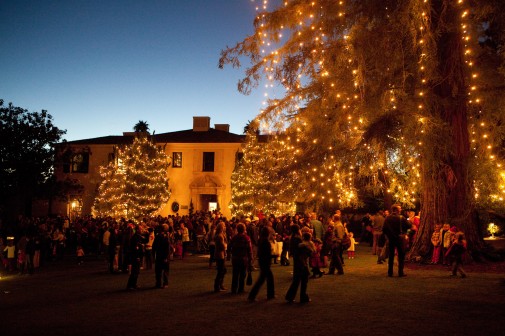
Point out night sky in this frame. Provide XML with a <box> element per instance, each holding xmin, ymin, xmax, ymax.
<box><xmin>1</xmin><ymin>0</ymin><xmax>265</xmax><ymax>140</ymax></box>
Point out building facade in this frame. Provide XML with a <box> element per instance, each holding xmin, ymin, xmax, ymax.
<box><xmin>52</xmin><ymin>117</ymin><xmax>244</xmax><ymax>219</ymax></box>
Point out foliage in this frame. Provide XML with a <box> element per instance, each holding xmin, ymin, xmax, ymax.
<box><xmin>133</xmin><ymin>120</ymin><xmax>149</xmax><ymax>133</ymax></box>
<box><xmin>220</xmin><ymin>1</ymin><xmax>505</xmax><ymax>257</ymax></box>
<box><xmin>0</xmin><ymin>100</ymin><xmax>66</xmax><ymax>218</ymax></box>
<box><xmin>93</xmin><ymin>134</ymin><xmax>170</xmax><ymax>219</ymax></box>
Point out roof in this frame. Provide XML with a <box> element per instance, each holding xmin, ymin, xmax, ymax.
<box><xmin>64</xmin><ymin>128</ymin><xmax>245</xmax><ymax>145</ymax></box>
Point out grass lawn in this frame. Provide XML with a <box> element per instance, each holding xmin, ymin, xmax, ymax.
<box><xmin>1</xmin><ymin>244</ymin><xmax>504</xmax><ymax>336</ymax></box>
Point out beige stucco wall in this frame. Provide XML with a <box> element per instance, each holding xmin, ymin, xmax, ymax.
<box><xmin>53</xmin><ymin>141</ymin><xmax>241</xmax><ymax>219</ymax></box>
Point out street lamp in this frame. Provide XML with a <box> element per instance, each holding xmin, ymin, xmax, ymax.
<box><xmin>488</xmin><ymin>223</ymin><xmax>497</xmax><ymax>239</ymax></box>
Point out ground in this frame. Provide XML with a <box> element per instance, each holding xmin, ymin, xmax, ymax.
<box><xmin>1</xmin><ymin>244</ymin><xmax>504</xmax><ymax>336</ymax></box>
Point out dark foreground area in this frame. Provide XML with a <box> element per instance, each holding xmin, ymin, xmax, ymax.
<box><xmin>1</xmin><ymin>245</ymin><xmax>504</xmax><ymax>336</ymax></box>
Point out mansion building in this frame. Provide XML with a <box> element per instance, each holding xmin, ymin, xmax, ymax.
<box><xmin>50</xmin><ymin>116</ymin><xmax>244</xmax><ymax>219</ymax></box>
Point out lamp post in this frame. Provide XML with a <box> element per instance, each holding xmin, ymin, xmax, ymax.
<box><xmin>488</xmin><ymin>223</ymin><xmax>497</xmax><ymax>239</ymax></box>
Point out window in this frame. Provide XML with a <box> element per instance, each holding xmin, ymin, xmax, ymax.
<box><xmin>172</xmin><ymin>152</ymin><xmax>182</xmax><ymax>168</ymax></box>
<box><xmin>64</xmin><ymin>153</ymin><xmax>89</xmax><ymax>173</ymax></box>
<box><xmin>203</xmin><ymin>152</ymin><xmax>215</xmax><ymax>172</ymax></box>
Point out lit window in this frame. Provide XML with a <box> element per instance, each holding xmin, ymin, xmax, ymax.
<box><xmin>173</xmin><ymin>152</ymin><xmax>182</xmax><ymax>168</ymax></box>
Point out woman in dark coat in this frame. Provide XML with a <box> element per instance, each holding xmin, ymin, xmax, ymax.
<box><xmin>248</xmin><ymin>226</ymin><xmax>275</xmax><ymax>301</ymax></box>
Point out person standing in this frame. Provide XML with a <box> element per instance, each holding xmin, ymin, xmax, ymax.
<box><xmin>213</xmin><ymin>221</ymin><xmax>228</xmax><ymax>292</ymax></box>
<box><xmin>144</xmin><ymin>228</ymin><xmax>154</xmax><ymax>270</ymax></box>
<box><xmin>372</xmin><ymin>211</ymin><xmax>385</xmax><ymax>255</ymax></box>
<box><xmin>152</xmin><ymin>224</ymin><xmax>173</xmax><ymax>288</ymax></box>
<box><xmin>382</xmin><ymin>205</ymin><xmax>411</xmax><ymax>277</ymax></box>
<box><xmin>248</xmin><ymin>226</ymin><xmax>275</xmax><ymax>302</ymax></box>
<box><xmin>346</xmin><ymin>232</ymin><xmax>357</xmax><ymax>259</ymax></box>
<box><xmin>310</xmin><ymin>213</ymin><xmax>324</xmax><ymax>241</ymax></box>
<box><xmin>4</xmin><ymin>238</ymin><xmax>16</xmax><ymax>271</ymax></box>
<box><xmin>446</xmin><ymin>232</ymin><xmax>467</xmax><ymax>278</ymax></box>
<box><xmin>431</xmin><ymin>224</ymin><xmax>442</xmax><ymax>264</ymax></box>
<box><xmin>440</xmin><ymin>223</ymin><xmax>453</xmax><ymax>266</ymax></box>
<box><xmin>285</xmin><ymin>230</ymin><xmax>314</xmax><ymax>304</ymax></box>
<box><xmin>126</xmin><ymin>225</ymin><xmax>145</xmax><ymax>290</ymax></box>
<box><xmin>228</xmin><ymin>223</ymin><xmax>253</xmax><ymax>294</ymax></box>
<box><xmin>180</xmin><ymin>223</ymin><xmax>191</xmax><ymax>259</ymax></box>
<box><xmin>328</xmin><ymin>216</ymin><xmax>344</xmax><ymax>275</ymax></box>
<box><xmin>102</xmin><ymin>224</ymin><xmax>110</xmax><ymax>257</ymax></box>
<box><xmin>207</xmin><ymin>223</ymin><xmax>216</xmax><ymax>268</ymax></box>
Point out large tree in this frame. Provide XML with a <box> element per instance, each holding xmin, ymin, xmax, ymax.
<box><xmin>0</xmin><ymin>100</ymin><xmax>66</xmax><ymax>220</ymax></box>
<box><xmin>220</xmin><ymin>1</ymin><xmax>505</xmax><ymax>260</ymax></box>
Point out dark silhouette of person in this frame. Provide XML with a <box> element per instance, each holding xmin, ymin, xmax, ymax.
<box><xmin>126</xmin><ymin>225</ymin><xmax>145</xmax><ymax>290</ymax></box>
<box><xmin>152</xmin><ymin>224</ymin><xmax>173</xmax><ymax>288</ymax></box>
<box><xmin>382</xmin><ymin>205</ymin><xmax>411</xmax><ymax>277</ymax></box>
<box><xmin>248</xmin><ymin>226</ymin><xmax>275</xmax><ymax>301</ymax></box>
<box><xmin>285</xmin><ymin>226</ymin><xmax>314</xmax><ymax>303</ymax></box>
<box><xmin>228</xmin><ymin>223</ymin><xmax>253</xmax><ymax>294</ymax></box>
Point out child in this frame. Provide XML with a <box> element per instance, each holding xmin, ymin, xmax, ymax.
<box><xmin>440</xmin><ymin>224</ymin><xmax>453</xmax><ymax>266</ymax></box>
<box><xmin>3</xmin><ymin>238</ymin><xmax>16</xmax><ymax>271</ymax></box>
<box><xmin>430</xmin><ymin>224</ymin><xmax>442</xmax><ymax>264</ymax></box>
<box><xmin>76</xmin><ymin>245</ymin><xmax>85</xmax><ymax>265</ymax></box>
<box><xmin>445</xmin><ymin>232</ymin><xmax>467</xmax><ymax>278</ymax></box>
<box><xmin>347</xmin><ymin>232</ymin><xmax>358</xmax><ymax>259</ymax></box>
<box><xmin>309</xmin><ymin>238</ymin><xmax>325</xmax><ymax>278</ymax></box>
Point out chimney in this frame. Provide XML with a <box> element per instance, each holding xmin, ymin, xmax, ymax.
<box><xmin>214</xmin><ymin>124</ymin><xmax>230</xmax><ymax>132</ymax></box>
<box><xmin>193</xmin><ymin>116</ymin><xmax>210</xmax><ymax>132</ymax></box>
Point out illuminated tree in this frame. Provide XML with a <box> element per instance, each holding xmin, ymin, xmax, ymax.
<box><xmin>230</xmin><ymin>122</ymin><xmax>297</xmax><ymax>217</ymax></box>
<box><xmin>221</xmin><ymin>1</ymin><xmax>505</xmax><ymax>259</ymax></box>
<box><xmin>93</xmin><ymin>134</ymin><xmax>170</xmax><ymax>219</ymax></box>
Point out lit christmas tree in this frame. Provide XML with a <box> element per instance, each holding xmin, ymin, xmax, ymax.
<box><xmin>230</xmin><ymin>122</ymin><xmax>297</xmax><ymax>217</ymax></box>
<box><xmin>93</xmin><ymin>134</ymin><xmax>170</xmax><ymax>219</ymax></box>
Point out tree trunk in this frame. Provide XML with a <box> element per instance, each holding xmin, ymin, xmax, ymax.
<box><xmin>408</xmin><ymin>0</ymin><xmax>482</xmax><ymax>260</ymax></box>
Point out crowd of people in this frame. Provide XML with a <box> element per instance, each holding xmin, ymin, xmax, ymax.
<box><xmin>0</xmin><ymin>206</ymin><xmax>469</xmax><ymax>300</ymax></box>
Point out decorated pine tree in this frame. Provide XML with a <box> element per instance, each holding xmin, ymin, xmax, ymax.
<box><xmin>93</xmin><ymin>134</ymin><xmax>170</xmax><ymax>219</ymax></box>
<box><xmin>230</xmin><ymin>122</ymin><xmax>297</xmax><ymax>217</ymax></box>
<box><xmin>230</xmin><ymin>126</ymin><xmax>262</xmax><ymax>217</ymax></box>
<box><xmin>221</xmin><ymin>1</ymin><xmax>505</xmax><ymax>259</ymax></box>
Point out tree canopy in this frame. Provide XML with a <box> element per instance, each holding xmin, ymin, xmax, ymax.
<box><xmin>220</xmin><ymin>0</ymin><xmax>505</xmax><ymax>259</ymax></box>
<box><xmin>0</xmin><ymin>100</ymin><xmax>66</xmax><ymax>219</ymax></box>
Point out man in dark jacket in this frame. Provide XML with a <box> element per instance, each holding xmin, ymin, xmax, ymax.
<box><xmin>285</xmin><ymin>225</ymin><xmax>314</xmax><ymax>303</ymax></box>
<box><xmin>152</xmin><ymin>224</ymin><xmax>173</xmax><ymax>288</ymax></box>
<box><xmin>248</xmin><ymin>226</ymin><xmax>275</xmax><ymax>301</ymax></box>
<box><xmin>382</xmin><ymin>205</ymin><xmax>411</xmax><ymax>277</ymax></box>
<box><xmin>126</xmin><ymin>225</ymin><xmax>145</xmax><ymax>290</ymax></box>
<box><xmin>228</xmin><ymin>223</ymin><xmax>253</xmax><ymax>294</ymax></box>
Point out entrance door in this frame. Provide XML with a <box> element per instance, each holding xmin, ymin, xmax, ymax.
<box><xmin>200</xmin><ymin>194</ymin><xmax>217</xmax><ymax>212</ymax></box>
